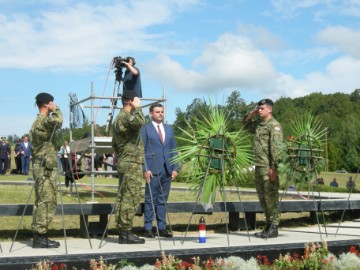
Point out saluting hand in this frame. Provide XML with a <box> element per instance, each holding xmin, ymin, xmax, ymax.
<box><xmin>245</xmin><ymin>108</ymin><xmax>259</xmax><ymax>121</ymax></box>
<box><xmin>131</xmin><ymin>97</ymin><xmax>141</xmax><ymax>108</ymax></box>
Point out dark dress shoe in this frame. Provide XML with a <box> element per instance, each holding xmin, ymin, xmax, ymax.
<box><xmin>262</xmin><ymin>225</ymin><xmax>278</xmax><ymax>239</ymax></box>
<box><xmin>254</xmin><ymin>223</ymin><xmax>270</xmax><ymax>238</ymax></box>
<box><xmin>254</xmin><ymin>229</ymin><xmax>267</xmax><ymax>238</ymax></box>
<box><xmin>158</xmin><ymin>229</ymin><xmax>173</xmax><ymax>238</ymax></box>
<box><xmin>119</xmin><ymin>231</ymin><xmax>145</xmax><ymax>244</ymax></box>
<box><xmin>144</xmin><ymin>230</ymin><xmax>155</xmax><ymax>238</ymax></box>
<box><xmin>33</xmin><ymin>233</ymin><xmax>60</xmax><ymax>248</ymax></box>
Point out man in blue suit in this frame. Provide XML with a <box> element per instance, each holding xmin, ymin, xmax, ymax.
<box><xmin>20</xmin><ymin>135</ymin><xmax>31</xmax><ymax>175</ymax></box>
<box><xmin>141</xmin><ymin>103</ymin><xmax>180</xmax><ymax>238</ymax></box>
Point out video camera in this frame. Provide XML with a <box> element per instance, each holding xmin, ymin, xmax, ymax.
<box><xmin>113</xmin><ymin>56</ymin><xmax>128</xmax><ymax>69</ymax></box>
<box><xmin>113</xmin><ymin>56</ymin><xmax>135</xmax><ymax>69</ymax></box>
<box><xmin>112</xmin><ymin>56</ymin><xmax>135</xmax><ymax>83</ymax></box>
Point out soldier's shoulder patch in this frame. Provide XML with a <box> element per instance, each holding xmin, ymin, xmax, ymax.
<box><xmin>274</xmin><ymin>126</ymin><xmax>281</xmax><ymax>131</ymax></box>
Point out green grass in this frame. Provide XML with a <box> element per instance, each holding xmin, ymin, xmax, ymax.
<box><xmin>4</xmin><ymin>170</ymin><xmax>356</xmax><ymax>188</ymax></box>
<box><xmin>1</xmin><ymin>158</ymin><xmax>357</xmax><ymax>241</ymax></box>
<box><xmin>0</xmin><ymin>183</ymin><xmax>260</xmax><ymax>241</ymax></box>
<box><xmin>0</xmin><ymin>184</ymin><xmax>260</xmax><ymax>204</ymax></box>
<box><xmin>4</xmin><ymin>154</ymin><xmax>357</xmax><ymax>190</ymax></box>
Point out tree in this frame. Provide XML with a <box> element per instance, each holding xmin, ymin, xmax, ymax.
<box><xmin>350</xmin><ymin>89</ymin><xmax>360</xmax><ymax>104</ymax></box>
<box><xmin>273</xmin><ymin>97</ymin><xmax>296</xmax><ymax>139</ymax></box>
<box><xmin>334</xmin><ymin>116</ymin><xmax>360</xmax><ymax>172</ymax></box>
<box><xmin>173</xmin><ymin>98</ymin><xmax>210</xmax><ymax>139</ymax></box>
<box><xmin>225</xmin><ymin>90</ymin><xmax>251</xmax><ymax>131</ymax></box>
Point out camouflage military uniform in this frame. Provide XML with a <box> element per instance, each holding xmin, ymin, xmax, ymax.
<box><xmin>254</xmin><ymin>117</ymin><xmax>283</xmax><ymax>225</ymax></box>
<box><xmin>112</xmin><ymin>107</ymin><xmax>145</xmax><ymax>231</ymax></box>
<box><xmin>29</xmin><ymin>105</ymin><xmax>63</xmax><ymax>234</ymax></box>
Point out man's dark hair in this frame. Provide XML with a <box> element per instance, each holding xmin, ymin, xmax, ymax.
<box><xmin>149</xmin><ymin>103</ymin><xmax>163</xmax><ymax>113</ymax></box>
<box><xmin>121</xmin><ymin>98</ymin><xmax>132</xmax><ymax>106</ymax></box>
<box><xmin>127</xmin><ymin>56</ymin><xmax>136</xmax><ymax>66</ymax></box>
<box><xmin>35</xmin><ymin>92</ymin><xmax>54</xmax><ymax>108</ymax></box>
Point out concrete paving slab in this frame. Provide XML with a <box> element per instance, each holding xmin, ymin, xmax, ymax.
<box><xmin>1</xmin><ymin>221</ymin><xmax>360</xmax><ymax>258</ymax></box>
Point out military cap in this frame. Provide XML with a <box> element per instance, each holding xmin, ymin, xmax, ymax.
<box><xmin>35</xmin><ymin>92</ymin><xmax>54</xmax><ymax>104</ymax></box>
<box><xmin>258</xmin><ymin>98</ymin><xmax>273</xmax><ymax>107</ymax></box>
<box><xmin>122</xmin><ymin>90</ymin><xmax>137</xmax><ymax>99</ymax></box>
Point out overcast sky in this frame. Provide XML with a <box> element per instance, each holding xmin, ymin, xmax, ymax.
<box><xmin>1</xmin><ymin>0</ymin><xmax>359</xmax><ymax>137</ymax></box>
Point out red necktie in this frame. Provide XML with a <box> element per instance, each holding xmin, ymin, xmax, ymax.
<box><xmin>157</xmin><ymin>125</ymin><xmax>164</xmax><ymax>144</ymax></box>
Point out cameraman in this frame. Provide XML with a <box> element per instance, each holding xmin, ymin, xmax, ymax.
<box><xmin>122</xmin><ymin>57</ymin><xmax>142</xmax><ymax>98</ymax></box>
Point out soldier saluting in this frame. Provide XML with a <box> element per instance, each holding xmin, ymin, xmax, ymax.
<box><xmin>29</xmin><ymin>92</ymin><xmax>63</xmax><ymax>248</ymax></box>
<box><xmin>244</xmin><ymin>99</ymin><xmax>283</xmax><ymax>238</ymax></box>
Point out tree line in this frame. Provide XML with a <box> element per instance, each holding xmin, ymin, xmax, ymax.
<box><xmin>174</xmin><ymin>89</ymin><xmax>360</xmax><ymax>173</ymax></box>
<box><xmin>6</xmin><ymin>89</ymin><xmax>360</xmax><ymax>173</ymax></box>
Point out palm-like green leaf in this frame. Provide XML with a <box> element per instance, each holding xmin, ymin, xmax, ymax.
<box><xmin>281</xmin><ymin>113</ymin><xmax>327</xmax><ymax>183</ymax></box>
<box><xmin>289</xmin><ymin>114</ymin><xmax>327</xmax><ymax>147</ymax></box>
<box><xmin>172</xmin><ymin>99</ymin><xmax>253</xmax><ymax>204</ymax></box>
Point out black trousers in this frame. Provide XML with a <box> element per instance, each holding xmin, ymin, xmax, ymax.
<box><xmin>0</xmin><ymin>157</ymin><xmax>9</xmax><ymax>174</ymax></box>
<box><xmin>15</xmin><ymin>156</ymin><xmax>22</xmax><ymax>173</ymax></box>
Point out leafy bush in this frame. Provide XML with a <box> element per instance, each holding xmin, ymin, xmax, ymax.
<box><xmin>30</xmin><ymin>243</ymin><xmax>360</xmax><ymax>270</ymax></box>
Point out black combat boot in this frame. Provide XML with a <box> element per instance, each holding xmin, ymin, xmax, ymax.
<box><xmin>254</xmin><ymin>223</ymin><xmax>270</xmax><ymax>238</ymax></box>
<box><xmin>262</xmin><ymin>225</ymin><xmax>278</xmax><ymax>238</ymax></box>
<box><xmin>119</xmin><ymin>231</ymin><xmax>145</xmax><ymax>244</ymax></box>
<box><xmin>32</xmin><ymin>233</ymin><xmax>60</xmax><ymax>248</ymax></box>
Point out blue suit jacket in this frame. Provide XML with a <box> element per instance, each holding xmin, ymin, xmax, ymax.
<box><xmin>19</xmin><ymin>141</ymin><xmax>31</xmax><ymax>158</ymax></box>
<box><xmin>141</xmin><ymin>123</ymin><xmax>180</xmax><ymax>175</ymax></box>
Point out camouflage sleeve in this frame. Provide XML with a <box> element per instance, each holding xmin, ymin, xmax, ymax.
<box><xmin>269</xmin><ymin>122</ymin><xmax>283</xmax><ymax>169</ymax></box>
<box><xmin>242</xmin><ymin>117</ymin><xmax>260</xmax><ymax>134</ymax></box>
<box><xmin>46</xmin><ymin>105</ymin><xmax>63</xmax><ymax>129</ymax></box>
<box><xmin>122</xmin><ymin>108</ymin><xmax>145</xmax><ymax>131</ymax></box>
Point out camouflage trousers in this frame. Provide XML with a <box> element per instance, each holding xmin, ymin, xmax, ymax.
<box><xmin>254</xmin><ymin>166</ymin><xmax>280</xmax><ymax>225</ymax></box>
<box><xmin>32</xmin><ymin>162</ymin><xmax>58</xmax><ymax>234</ymax></box>
<box><xmin>115</xmin><ymin>161</ymin><xmax>143</xmax><ymax>231</ymax></box>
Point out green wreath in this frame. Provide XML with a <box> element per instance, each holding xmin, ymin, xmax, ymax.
<box><xmin>278</xmin><ymin>113</ymin><xmax>327</xmax><ymax>184</ymax></box>
<box><xmin>171</xmin><ymin>100</ymin><xmax>253</xmax><ymax>204</ymax></box>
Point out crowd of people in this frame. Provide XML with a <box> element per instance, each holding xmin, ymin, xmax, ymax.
<box><xmin>311</xmin><ymin>176</ymin><xmax>355</xmax><ymax>191</ymax></box>
<box><xmin>0</xmin><ymin>135</ymin><xmax>32</xmax><ymax>175</ymax></box>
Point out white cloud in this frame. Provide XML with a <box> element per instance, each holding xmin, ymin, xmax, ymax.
<box><xmin>144</xmin><ymin>33</ymin><xmax>277</xmax><ymax>93</ymax></box>
<box><xmin>316</xmin><ymin>26</ymin><xmax>360</xmax><ymax>59</ymax></box>
<box><xmin>0</xmin><ymin>1</ymin><xmax>199</xmax><ymax>70</ymax></box>
<box><xmin>271</xmin><ymin>0</ymin><xmax>360</xmax><ymax>19</ymax></box>
<box><xmin>237</xmin><ymin>23</ymin><xmax>284</xmax><ymax>50</ymax></box>
<box><xmin>1</xmin><ymin>0</ymin><xmax>360</xmax><ymax>136</ymax></box>
<box><xmin>271</xmin><ymin>47</ymin><xmax>337</xmax><ymax>67</ymax></box>
<box><xmin>342</xmin><ymin>0</ymin><xmax>360</xmax><ymax>17</ymax></box>
<box><xmin>273</xmin><ymin>56</ymin><xmax>360</xmax><ymax>98</ymax></box>
<box><xmin>271</xmin><ymin>0</ymin><xmax>324</xmax><ymax>18</ymax></box>
<box><xmin>144</xmin><ymin>25</ymin><xmax>360</xmax><ymax>101</ymax></box>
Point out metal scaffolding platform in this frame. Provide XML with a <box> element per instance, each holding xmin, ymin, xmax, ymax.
<box><xmin>68</xmin><ymin>84</ymin><xmax>166</xmax><ymax>201</ymax></box>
